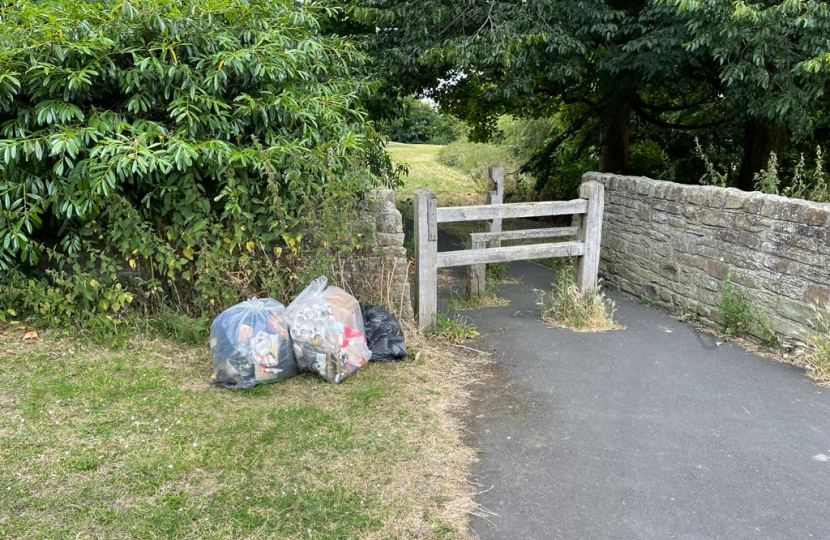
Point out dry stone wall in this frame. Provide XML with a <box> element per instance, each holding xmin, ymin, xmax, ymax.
<box><xmin>583</xmin><ymin>172</ymin><xmax>830</xmax><ymax>344</ymax></box>
<box><xmin>339</xmin><ymin>189</ymin><xmax>413</xmax><ymax>322</ymax></box>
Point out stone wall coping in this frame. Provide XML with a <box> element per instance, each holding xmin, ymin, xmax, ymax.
<box><xmin>584</xmin><ymin>172</ymin><xmax>830</xmax><ymax>223</ymax></box>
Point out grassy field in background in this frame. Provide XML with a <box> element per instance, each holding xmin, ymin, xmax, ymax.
<box><xmin>0</xmin><ymin>330</ymin><xmax>478</xmax><ymax>540</ymax></box>
<box><xmin>387</xmin><ymin>143</ymin><xmax>486</xmax><ymax>207</ymax></box>
<box><xmin>389</xmin><ymin>142</ymin><xmax>571</xmax><ymax>276</ymax></box>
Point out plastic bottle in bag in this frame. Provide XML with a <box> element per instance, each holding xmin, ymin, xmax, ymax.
<box><xmin>286</xmin><ymin>277</ymin><xmax>371</xmax><ymax>383</ymax></box>
<box><xmin>210</xmin><ymin>298</ymin><xmax>298</xmax><ymax>389</ymax></box>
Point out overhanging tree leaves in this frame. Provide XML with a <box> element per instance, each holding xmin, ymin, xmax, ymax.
<box><xmin>339</xmin><ymin>0</ymin><xmax>830</xmax><ymax>189</ymax></box>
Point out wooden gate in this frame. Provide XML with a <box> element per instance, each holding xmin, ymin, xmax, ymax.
<box><xmin>413</xmin><ymin>180</ymin><xmax>605</xmax><ymax>328</ymax></box>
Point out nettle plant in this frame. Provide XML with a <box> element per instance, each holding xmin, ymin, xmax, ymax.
<box><xmin>0</xmin><ymin>0</ymin><xmax>396</xmax><ymax>329</ymax></box>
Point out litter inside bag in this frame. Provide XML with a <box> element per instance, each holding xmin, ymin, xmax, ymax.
<box><xmin>286</xmin><ymin>277</ymin><xmax>371</xmax><ymax>383</ymax></box>
<box><xmin>210</xmin><ymin>298</ymin><xmax>298</xmax><ymax>389</ymax></box>
<box><xmin>361</xmin><ymin>304</ymin><xmax>407</xmax><ymax>362</ymax></box>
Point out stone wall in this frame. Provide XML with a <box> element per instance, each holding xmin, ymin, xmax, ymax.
<box><xmin>339</xmin><ymin>189</ymin><xmax>413</xmax><ymax>321</ymax></box>
<box><xmin>584</xmin><ymin>172</ymin><xmax>830</xmax><ymax>344</ymax></box>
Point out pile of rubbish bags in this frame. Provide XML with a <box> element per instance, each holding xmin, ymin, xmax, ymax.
<box><xmin>210</xmin><ymin>276</ymin><xmax>406</xmax><ymax>388</ymax></box>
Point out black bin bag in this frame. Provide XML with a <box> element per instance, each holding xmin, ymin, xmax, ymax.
<box><xmin>361</xmin><ymin>304</ymin><xmax>407</xmax><ymax>362</ymax></box>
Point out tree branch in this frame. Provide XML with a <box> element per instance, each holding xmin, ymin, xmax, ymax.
<box><xmin>632</xmin><ymin>101</ymin><xmax>734</xmax><ymax>130</ymax></box>
<box><xmin>634</xmin><ymin>94</ymin><xmax>717</xmax><ymax>113</ymax></box>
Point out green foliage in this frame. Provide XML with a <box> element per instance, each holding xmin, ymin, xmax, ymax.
<box><xmin>754</xmin><ymin>152</ymin><xmax>781</xmax><ymax>195</ymax></box>
<box><xmin>630</xmin><ymin>139</ymin><xmax>671</xmax><ymax>178</ymax></box>
<box><xmin>379</xmin><ymin>97</ymin><xmax>464</xmax><ymax>144</ymax></box>
<box><xmin>671</xmin><ymin>0</ymin><xmax>830</xmax><ymax>138</ymax></box>
<box><xmin>486</xmin><ymin>262</ymin><xmax>510</xmax><ymax>284</ymax></box>
<box><xmin>537</xmin><ymin>267</ymin><xmax>618</xmax><ymax>332</ymax></box>
<box><xmin>149</xmin><ymin>311</ymin><xmax>211</xmax><ymax>345</ymax></box>
<box><xmin>718</xmin><ymin>276</ymin><xmax>775</xmax><ymax>344</ymax></box>
<box><xmin>337</xmin><ymin>0</ymin><xmax>830</xmax><ymax>197</ymax></box>
<box><xmin>0</xmin><ymin>0</ymin><xmax>395</xmax><ymax>332</ymax></box>
<box><xmin>428</xmin><ymin>313</ymin><xmax>479</xmax><ymax>342</ymax></box>
<box><xmin>497</xmin><ymin>116</ymin><xmax>557</xmax><ymax>164</ymax></box>
<box><xmin>694</xmin><ymin>138</ymin><xmax>730</xmax><ymax>188</ymax></box>
<box><xmin>803</xmin><ymin>304</ymin><xmax>830</xmax><ymax>379</ymax></box>
<box><xmin>785</xmin><ymin>153</ymin><xmax>810</xmax><ymax>199</ymax></box>
<box><xmin>437</xmin><ymin>140</ymin><xmax>516</xmax><ymax>190</ymax></box>
<box><xmin>807</xmin><ymin>146</ymin><xmax>829</xmax><ymax>202</ymax></box>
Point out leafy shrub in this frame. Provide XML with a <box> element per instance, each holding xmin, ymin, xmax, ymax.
<box><xmin>630</xmin><ymin>139</ymin><xmax>671</xmax><ymax>178</ymax></box>
<box><xmin>380</xmin><ymin>97</ymin><xmax>464</xmax><ymax>144</ymax></box>
<box><xmin>718</xmin><ymin>276</ymin><xmax>775</xmax><ymax>344</ymax></box>
<box><xmin>0</xmin><ymin>0</ymin><xmax>396</xmax><ymax>332</ymax></box>
<box><xmin>754</xmin><ymin>152</ymin><xmax>781</xmax><ymax>194</ymax></box>
<box><xmin>537</xmin><ymin>267</ymin><xmax>618</xmax><ymax>331</ymax></box>
<box><xmin>694</xmin><ymin>137</ymin><xmax>730</xmax><ymax>187</ymax></box>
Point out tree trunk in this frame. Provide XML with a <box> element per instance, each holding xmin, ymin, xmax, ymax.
<box><xmin>599</xmin><ymin>95</ymin><xmax>631</xmax><ymax>174</ymax></box>
<box><xmin>737</xmin><ymin>120</ymin><xmax>788</xmax><ymax>191</ymax></box>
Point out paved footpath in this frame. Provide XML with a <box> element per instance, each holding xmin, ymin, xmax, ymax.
<box><xmin>440</xmin><ymin>258</ymin><xmax>830</xmax><ymax>540</ymax></box>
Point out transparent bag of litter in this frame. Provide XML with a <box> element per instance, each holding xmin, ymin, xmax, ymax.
<box><xmin>286</xmin><ymin>277</ymin><xmax>371</xmax><ymax>383</ymax></box>
<box><xmin>210</xmin><ymin>298</ymin><xmax>298</xmax><ymax>389</ymax></box>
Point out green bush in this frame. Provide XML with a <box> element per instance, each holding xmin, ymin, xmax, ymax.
<box><xmin>0</xmin><ymin>0</ymin><xmax>396</xmax><ymax>333</ymax></box>
<box><xmin>718</xmin><ymin>276</ymin><xmax>775</xmax><ymax>344</ymax></box>
<box><xmin>380</xmin><ymin>97</ymin><xmax>464</xmax><ymax>144</ymax></box>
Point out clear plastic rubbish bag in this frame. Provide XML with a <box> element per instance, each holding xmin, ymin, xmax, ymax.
<box><xmin>286</xmin><ymin>277</ymin><xmax>371</xmax><ymax>383</ymax></box>
<box><xmin>361</xmin><ymin>304</ymin><xmax>407</xmax><ymax>362</ymax></box>
<box><xmin>210</xmin><ymin>298</ymin><xmax>298</xmax><ymax>389</ymax></box>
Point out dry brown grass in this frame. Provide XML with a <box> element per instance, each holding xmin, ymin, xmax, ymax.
<box><xmin>537</xmin><ymin>269</ymin><xmax>621</xmax><ymax>332</ymax></box>
<box><xmin>801</xmin><ymin>304</ymin><xmax>830</xmax><ymax>383</ymax></box>
<box><xmin>447</xmin><ymin>289</ymin><xmax>510</xmax><ymax>310</ymax></box>
<box><xmin>0</xmin><ymin>322</ymin><xmax>486</xmax><ymax>540</ymax></box>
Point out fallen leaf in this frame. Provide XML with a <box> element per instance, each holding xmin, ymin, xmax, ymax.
<box><xmin>22</xmin><ymin>330</ymin><xmax>38</xmax><ymax>341</ymax></box>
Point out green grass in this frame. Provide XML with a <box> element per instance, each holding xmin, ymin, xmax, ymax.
<box><xmin>718</xmin><ymin>276</ymin><xmax>776</xmax><ymax>345</ymax></box>
<box><xmin>803</xmin><ymin>304</ymin><xmax>830</xmax><ymax>381</ymax></box>
<box><xmin>428</xmin><ymin>314</ymin><xmax>479</xmax><ymax>343</ymax></box>
<box><xmin>387</xmin><ymin>143</ymin><xmax>487</xmax><ymax>207</ymax></box>
<box><xmin>0</xmin><ymin>330</ymin><xmax>475</xmax><ymax>539</ymax></box>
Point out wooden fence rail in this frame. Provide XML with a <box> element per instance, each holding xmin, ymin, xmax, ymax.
<box><xmin>413</xmin><ymin>179</ymin><xmax>605</xmax><ymax>328</ymax></box>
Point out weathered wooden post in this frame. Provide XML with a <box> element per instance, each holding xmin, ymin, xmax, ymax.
<box><xmin>414</xmin><ymin>188</ymin><xmax>438</xmax><ymax>328</ymax></box>
<box><xmin>467</xmin><ymin>238</ymin><xmax>487</xmax><ymax>295</ymax></box>
<box><xmin>467</xmin><ymin>166</ymin><xmax>504</xmax><ymax>295</ymax></box>
<box><xmin>575</xmin><ymin>181</ymin><xmax>604</xmax><ymax>293</ymax></box>
<box><xmin>487</xmin><ymin>165</ymin><xmax>504</xmax><ymax>237</ymax></box>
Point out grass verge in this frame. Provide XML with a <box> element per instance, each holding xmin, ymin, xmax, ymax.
<box><xmin>803</xmin><ymin>304</ymin><xmax>830</xmax><ymax>382</ymax></box>
<box><xmin>537</xmin><ymin>268</ymin><xmax>621</xmax><ymax>332</ymax></box>
<box><xmin>0</xmin><ymin>326</ymin><xmax>482</xmax><ymax>540</ymax></box>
